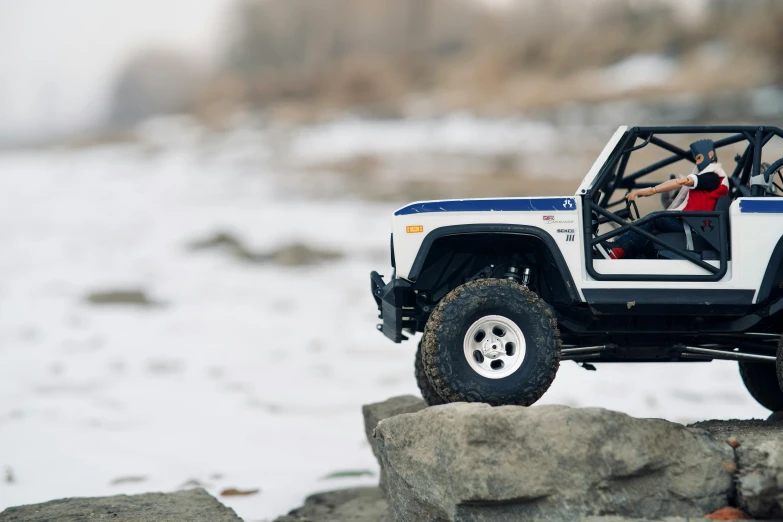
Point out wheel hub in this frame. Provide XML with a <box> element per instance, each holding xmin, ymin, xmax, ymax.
<box><xmin>482</xmin><ymin>337</ymin><xmax>504</xmax><ymax>359</ymax></box>
<box><xmin>463</xmin><ymin>314</ymin><xmax>527</xmax><ymax>379</ymax></box>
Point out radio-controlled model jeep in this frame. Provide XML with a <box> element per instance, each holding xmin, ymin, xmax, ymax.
<box><xmin>371</xmin><ymin>125</ymin><xmax>783</xmax><ymax>410</ymax></box>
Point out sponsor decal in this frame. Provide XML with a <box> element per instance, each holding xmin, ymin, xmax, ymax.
<box><xmin>562</xmin><ymin>199</ymin><xmax>575</xmax><ymax>210</ymax></box>
<box><xmin>544</xmin><ymin>218</ymin><xmax>575</xmax><ymax>225</ymax></box>
<box><xmin>557</xmin><ymin>228</ymin><xmax>576</xmax><ymax>241</ymax></box>
<box><xmin>543</xmin><ymin>216</ymin><xmax>555</xmax><ymax>221</ymax></box>
<box><xmin>701</xmin><ymin>219</ymin><xmax>714</xmax><ymax>232</ymax></box>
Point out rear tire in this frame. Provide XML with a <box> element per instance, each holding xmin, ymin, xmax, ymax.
<box><xmin>739</xmin><ymin>357</ymin><xmax>783</xmax><ymax>412</ymax></box>
<box><xmin>422</xmin><ymin>279</ymin><xmax>560</xmax><ymax>406</ymax></box>
<box><xmin>415</xmin><ymin>340</ymin><xmax>447</xmax><ymax>406</ymax></box>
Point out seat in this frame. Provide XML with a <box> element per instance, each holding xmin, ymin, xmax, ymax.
<box><xmin>655</xmin><ymin>196</ymin><xmax>730</xmax><ymax>260</ymax></box>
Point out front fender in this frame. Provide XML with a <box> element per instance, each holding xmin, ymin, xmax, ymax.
<box><xmin>402</xmin><ymin>224</ymin><xmax>581</xmax><ymax>304</ymax></box>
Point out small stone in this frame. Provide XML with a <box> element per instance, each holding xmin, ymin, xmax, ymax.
<box><xmin>727</xmin><ymin>437</ymin><xmax>740</xmax><ymax>449</ymax></box>
<box><xmin>721</xmin><ymin>461</ymin><xmax>737</xmax><ymax>474</ymax></box>
<box><xmin>703</xmin><ymin>506</ymin><xmax>752</xmax><ymax>519</ymax></box>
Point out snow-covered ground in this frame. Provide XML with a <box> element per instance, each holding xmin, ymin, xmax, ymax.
<box><xmin>0</xmin><ymin>119</ymin><xmax>771</xmax><ymax>521</ymax></box>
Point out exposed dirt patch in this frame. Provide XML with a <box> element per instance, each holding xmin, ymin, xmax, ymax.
<box><xmin>85</xmin><ymin>289</ymin><xmax>158</xmax><ymax>307</ymax></box>
<box><xmin>188</xmin><ymin>231</ymin><xmax>343</xmax><ymax>266</ymax></box>
<box><xmin>320</xmin><ymin>470</ymin><xmax>374</xmax><ymax>480</ymax></box>
<box><xmin>110</xmin><ymin>475</ymin><xmax>148</xmax><ymax>486</ymax></box>
<box><xmin>220</xmin><ymin>487</ymin><xmax>260</xmax><ymax>497</ymax></box>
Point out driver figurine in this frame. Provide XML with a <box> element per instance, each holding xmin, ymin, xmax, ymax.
<box><xmin>608</xmin><ymin>139</ymin><xmax>729</xmax><ymax>259</ymax></box>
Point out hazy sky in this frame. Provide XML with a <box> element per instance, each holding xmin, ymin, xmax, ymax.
<box><xmin>0</xmin><ymin>0</ymin><xmax>235</xmax><ymax>142</ymax></box>
<box><xmin>0</xmin><ymin>0</ymin><xmax>706</xmax><ymax>143</ymax></box>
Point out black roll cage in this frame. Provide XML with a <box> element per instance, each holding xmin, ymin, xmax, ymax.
<box><xmin>583</xmin><ymin>125</ymin><xmax>783</xmax><ymax>282</ymax></box>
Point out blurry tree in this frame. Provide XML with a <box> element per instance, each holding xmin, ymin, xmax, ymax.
<box><xmin>708</xmin><ymin>0</ymin><xmax>783</xmax><ymax>85</ymax></box>
<box><xmin>197</xmin><ymin>0</ymin><xmax>783</xmax><ymax>117</ymax></box>
<box><xmin>223</xmin><ymin>0</ymin><xmax>482</xmax><ymax>109</ymax></box>
<box><xmin>109</xmin><ymin>49</ymin><xmax>204</xmax><ymax>126</ymax></box>
<box><xmin>404</xmin><ymin>0</ymin><xmax>432</xmax><ymax>81</ymax></box>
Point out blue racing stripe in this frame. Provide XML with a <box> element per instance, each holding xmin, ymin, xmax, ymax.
<box><xmin>739</xmin><ymin>199</ymin><xmax>783</xmax><ymax>213</ymax></box>
<box><xmin>395</xmin><ymin>197</ymin><xmax>577</xmax><ymax>216</ymax></box>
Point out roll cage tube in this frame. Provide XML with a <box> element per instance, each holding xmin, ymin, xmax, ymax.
<box><xmin>582</xmin><ymin>125</ymin><xmax>783</xmax><ymax>282</ymax></box>
<box><xmin>588</xmin><ymin>207</ymin><xmax>728</xmax><ymax>280</ymax></box>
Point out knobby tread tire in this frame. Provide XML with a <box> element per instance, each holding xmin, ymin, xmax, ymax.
<box><xmin>414</xmin><ymin>340</ymin><xmax>447</xmax><ymax>406</ymax></box>
<box><xmin>421</xmin><ymin>278</ymin><xmax>561</xmax><ymax>406</ymax></box>
<box><xmin>739</xmin><ymin>341</ymin><xmax>783</xmax><ymax>411</ymax></box>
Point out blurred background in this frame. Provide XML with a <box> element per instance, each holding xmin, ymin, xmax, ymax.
<box><xmin>1</xmin><ymin>0</ymin><xmax>781</xmax><ymax>520</ymax></box>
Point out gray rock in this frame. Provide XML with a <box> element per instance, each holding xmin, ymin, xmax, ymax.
<box><xmin>375</xmin><ymin>403</ymin><xmax>734</xmax><ymax>522</ymax></box>
<box><xmin>694</xmin><ymin>419</ymin><xmax>783</xmax><ymax>519</ymax></box>
<box><xmin>0</xmin><ymin>488</ymin><xmax>241</xmax><ymax>522</ymax></box>
<box><xmin>768</xmin><ymin>411</ymin><xmax>783</xmax><ymax>423</ymax></box>
<box><xmin>579</xmin><ymin>517</ymin><xmax>758</xmax><ymax>522</ymax></box>
<box><xmin>362</xmin><ymin>395</ymin><xmax>427</xmax><ymax>490</ymax></box>
<box><xmin>579</xmin><ymin>517</ymin><xmax>694</xmax><ymax>522</ymax></box>
<box><xmin>273</xmin><ymin>487</ymin><xmax>392</xmax><ymax>522</ymax></box>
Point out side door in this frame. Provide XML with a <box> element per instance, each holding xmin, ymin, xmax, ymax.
<box><xmin>576</xmin><ymin>127</ymin><xmax>749</xmax><ymax>313</ymax></box>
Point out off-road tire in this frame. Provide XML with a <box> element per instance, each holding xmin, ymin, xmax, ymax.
<box><xmin>739</xmin><ymin>356</ymin><xmax>783</xmax><ymax>412</ymax></box>
<box><xmin>415</xmin><ymin>340</ymin><xmax>447</xmax><ymax>406</ymax></box>
<box><xmin>421</xmin><ymin>278</ymin><xmax>561</xmax><ymax>406</ymax></box>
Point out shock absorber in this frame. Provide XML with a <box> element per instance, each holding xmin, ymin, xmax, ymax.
<box><xmin>504</xmin><ymin>255</ymin><xmax>531</xmax><ymax>286</ymax></box>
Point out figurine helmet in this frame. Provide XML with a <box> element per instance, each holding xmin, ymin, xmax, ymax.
<box><xmin>690</xmin><ymin>139</ymin><xmax>717</xmax><ymax>172</ymax></box>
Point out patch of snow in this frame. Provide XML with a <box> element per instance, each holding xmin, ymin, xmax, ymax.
<box><xmin>288</xmin><ymin>114</ymin><xmax>559</xmax><ymax>162</ymax></box>
<box><xmin>601</xmin><ymin>53</ymin><xmax>678</xmax><ymax>93</ymax></box>
<box><xmin>752</xmin><ymin>86</ymin><xmax>783</xmax><ymax>119</ymax></box>
<box><xmin>0</xmin><ymin>122</ymin><xmax>771</xmax><ymax>521</ymax></box>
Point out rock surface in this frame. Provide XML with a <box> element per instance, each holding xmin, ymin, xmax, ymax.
<box><xmin>362</xmin><ymin>395</ymin><xmax>427</xmax><ymax>490</ymax></box>
<box><xmin>6</xmin><ymin>399</ymin><xmax>778</xmax><ymax>522</ymax></box>
<box><xmin>375</xmin><ymin>403</ymin><xmax>735</xmax><ymax>522</ymax></box>
<box><xmin>694</xmin><ymin>419</ymin><xmax>783</xmax><ymax>519</ymax></box>
<box><xmin>273</xmin><ymin>487</ymin><xmax>392</xmax><ymax>522</ymax></box>
<box><xmin>0</xmin><ymin>488</ymin><xmax>241</xmax><ymax>522</ymax></box>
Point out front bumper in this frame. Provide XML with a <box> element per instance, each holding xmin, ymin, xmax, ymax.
<box><xmin>371</xmin><ymin>271</ymin><xmax>415</xmax><ymax>343</ymax></box>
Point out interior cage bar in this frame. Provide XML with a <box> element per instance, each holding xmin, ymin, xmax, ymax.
<box><xmin>582</xmin><ymin>125</ymin><xmax>783</xmax><ymax>283</ymax></box>
<box><xmin>622</xmin><ymin>132</ymin><xmax>750</xmax><ymax>185</ymax></box>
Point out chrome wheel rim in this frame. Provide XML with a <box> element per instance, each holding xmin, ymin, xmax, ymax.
<box><xmin>463</xmin><ymin>315</ymin><xmax>526</xmax><ymax>379</ymax></box>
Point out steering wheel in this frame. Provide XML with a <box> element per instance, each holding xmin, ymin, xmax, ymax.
<box><xmin>729</xmin><ymin>176</ymin><xmax>751</xmax><ymax>198</ymax></box>
<box><xmin>763</xmin><ymin>158</ymin><xmax>783</xmax><ymax>195</ymax></box>
<box><xmin>626</xmin><ymin>198</ymin><xmax>640</xmax><ymax>221</ymax></box>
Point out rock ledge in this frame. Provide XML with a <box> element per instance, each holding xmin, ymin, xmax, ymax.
<box><xmin>0</xmin><ymin>488</ymin><xmax>241</xmax><ymax>522</ymax></box>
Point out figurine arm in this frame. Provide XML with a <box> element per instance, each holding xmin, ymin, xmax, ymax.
<box><xmin>626</xmin><ymin>176</ymin><xmax>694</xmax><ymax>202</ymax></box>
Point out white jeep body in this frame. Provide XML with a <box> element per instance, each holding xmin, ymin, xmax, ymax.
<box><xmin>390</xmin><ymin>126</ymin><xmax>783</xmax><ymax>304</ymax></box>
<box><xmin>371</xmin><ymin>125</ymin><xmax>783</xmax><ymax>368</ymax></box>
<box><xmin>371</xmin><ymin>125</ymin><xmax>783</xmax><ymax>411</ymax></box>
